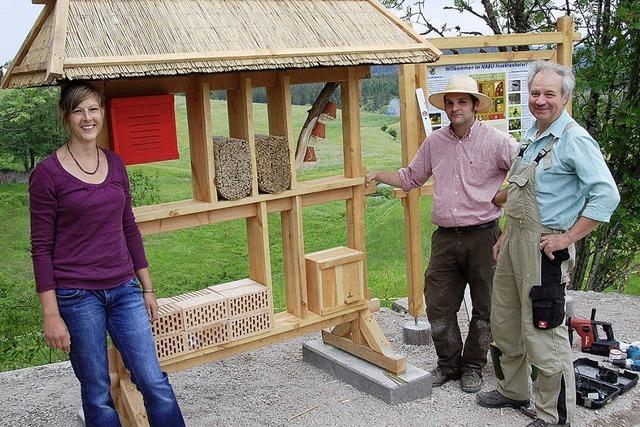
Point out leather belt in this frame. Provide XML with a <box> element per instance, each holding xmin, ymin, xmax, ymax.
<box><xmin>438</xmin><ymin>219</ymin><xmax>498</xmax><ymax>233</ymax></box>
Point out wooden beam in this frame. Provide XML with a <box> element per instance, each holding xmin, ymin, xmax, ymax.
<box><xmin>162</xmin><ymin>305</ymin><xmax>366</xmax><ymax>372</ymax></box>
<box><xmin>10</xmin><ymin>61</ymin><xmax>48</xmax><ymax>75</ymax></box>
<box><xmin>358</xmin><ymin>310</ymin><xmax>392</xmax><ymax>354</ymax></box>
<box><xmin>1</xmin><ymin>4</ymin><xmax>53</xmax><ymax>88</ymax></box>
<box><xmin>119</xmin><ymin>378</ymin><xmax>150</xmax><ymax>427</ymax></box>
<box><xmin>186</xmin><ymin>77</ymin><xmax>217</xmax><ymax>202</ymax></box>
<box><xmin>398</xmin><ymin>64</ymin><xmax>426</xmax><ymax>318</ymax></box>
<box><xmin>432</xmin><ymin>50</ymin><xmax>555</xmax><ymax>66</ymax></box>
<box><xmin>266</xmin><ymin>73</ymin><xmax>297</xmax><ymax>188</ymax></box>
<box><xmin>64</xmin><ymin>45</ymin><xmax>440</xmax><ymax>68</ymax></box>
<box><xmin>247</xmin><ymin>201</ymin><xmax>272</xmax><ymax>288</ymax></box>
<box><xmin>556</xmin><ymin>16</ymin><xmax>575</xmax><ymax>115</ymax></box>
<box><xmin>281</xmin><ymin>196</ymin><xmax>308</xmax><ymax>318</ymax></box>
<box><xmin>45</xmin><ymin>0</ymin><xmax>69</xmax><ymax>82</ymax></box>
<box><xmin>330</xmin><ymin>322</ymin><xmax>352</xmax><ymax>337</ymax></box>
<box><xmin>427</xmin><ymin>31</ymin><xmax>582</xmax><ymax>50</ymax></box>
<box><xmin>322</xmin><ymin>330</ymin><xmax>406</xmax><ymax>374</ymax></box>
<box><xmin>103</xmin><ymin>76</ymin><xmax>190</xmax><ymax>97</ymax></box>
<box><xmin>228</xmin><ymin>75</ymin><xmax>258</xmax><ymax>196</ymax></box>
<box><xmin>288</xmin><ymin>66</ymin><xmax>371</xmax><ymax>85</ymax></box>
<box><xmin>91</xmin><ymin>81</ymin><xmax>111</xmax><ymax>150</ymax></box>
<box><xmin>341</xmin><ymin>69</ymin><xmax>367</xmax><ymax>262</ymax></box>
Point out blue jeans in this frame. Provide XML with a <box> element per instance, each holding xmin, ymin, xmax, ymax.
<box><xmin>56</xmin><ymin>279</ymin><xmax>185</xmax><ymax>427</ymax></box>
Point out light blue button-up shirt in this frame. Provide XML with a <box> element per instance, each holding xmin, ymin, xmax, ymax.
<box><xmin>518</xmin><ymin>110</ymin><xmax>620</xmax><ymax>230</ymax></box>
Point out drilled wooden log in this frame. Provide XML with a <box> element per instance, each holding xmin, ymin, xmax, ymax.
<box><xmin>212</xmin><ymin>136</ymin><xmax>252</xmax><ymax>201</ymax></box>
<box><xmin>255</xmin><ymin>134</ymin><xmax>291</xmax><ymax>194</ymax></box>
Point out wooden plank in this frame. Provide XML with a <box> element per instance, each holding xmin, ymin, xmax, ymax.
<box><xmin>556</xmin><ymin>16</ymin><xmax>575</xmax><ymax>115</ymax></box>
<box><xmin>359</xmin><ymin>310</ymin><xmax>392</xmax><ymax>354</ymax></box>
<box><xmin>228</xmin><ymin>74</ymin><xmax>258</xmax><ymax>196</ymax></box>
<box><xmin>11</xmin><ymin>61</ymin><xmax>48</xmax><ymax>75</ymax></box>
<box><xmin>393</xmin><ymin>182</ymin><xmax>434</xmax><ymax>199</ymax></box>
<box><xmin>103</xmin><ymin>76</ymin><xmax>190</xmax><ymax>97</ymax></box>
<box><xmin>432</xmin><ymin>50</ymin><xmax>554</xmax><ymax>66</ymax></box>
<box><xmin>427</xmin><ymin>31</ymin><xmax>581</xmax><ymax>49</ymax></box>
<box><xmin>399</xmin><ymin>64</ymin><xmax>426</xmax><ymax>318</ymax></box>
<box><xmin>91</xmin><ymin>81</ymin><xmax>112</xmax><ymax>150</ymax></box>
<box><xmin>132</xmin><ymin>177</ymin><xmax>363</xmax><ymax>222</ymax></box>
<box><xmin>331</xmin><ymin>322</ymin><xmax>352</xmax><ymax>338</ymax></box>
<box><xmin>322</xmin><ymin>330</ymin><xmax>407</xmax><ymax>374</ymax></box>
<box><xmin>162</xmin><ymin>305</ymin><xmax>367</xmax><ymax>372</ymax></box>
<box><xmin>281</xmin><ymin>196</ymin><xmax>308</xmax><ymax>317</ymax></box>
<box><xmin>266</xmin><ymin>73</ymin><xmax>297</xmax><ymax>188</ymax></box>
<box><xmin>185</xmin><ymin>77</ymin><xmax>216</xmax><ymax>202</ymax></box>
<box><xmin>351</xmin><ymin>318</ymin><xmax>366</xmax><ymax>345</ymax></box>
<box><xmin>1</xmin><ymin>4</ymin><xmax>53</xmax><ymax>88</ymax></box>
<box><xmin>64</xmin><ymin>45</ymin><xmax>441</xmax><ymax>68</ymax></box>
<box><xmin>119</xmin><ymin>378</ymin><xmax>150</xmax><ymax>427</ymax></box>
<box><xmin>246</xmin><ymin>201</ymin><xmax>272</xmax><ymax>288</ymax></box>
<box><xmin>45</xmin><ymin>0</ymin><xmax>69</xmax><ymax>82</ymax></box>
<box><xmin>288</xmin><ymin>66</ymin><xmax>371</xmax><ymax>85</ymax></box>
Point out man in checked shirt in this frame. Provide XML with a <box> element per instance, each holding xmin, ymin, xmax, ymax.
<box><xmin>366</xmin><ymin>74</ymin><xmax>517</xmax><ymax>393</ymax></box>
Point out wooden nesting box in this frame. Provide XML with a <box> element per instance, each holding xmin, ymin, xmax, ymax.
<box><xmin>108</xmin><ymin>94</ymin><xmax>179</xmax><ymax>165</ymax></box>
<box><xmin>209</xmin><ymin>278</ymin><xmax>272</xmax><ymax>340</ymax></box>
<box><xmin>305</xmin><ymin>246</ymin><xmax>365</xmax><ymax>315</ymax></box>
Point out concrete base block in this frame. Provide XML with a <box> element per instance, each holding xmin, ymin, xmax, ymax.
<box><xmin>302</xmin><ymin>338</ymin><xmax>431</xmax><ymax>405</ymax></box>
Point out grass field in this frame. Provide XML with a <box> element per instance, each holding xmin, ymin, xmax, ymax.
<box><xmin>0</xmin><ymin>98</ymin><xmax>423</xmax><ymax>370</ymax></box>
<box><xmin>1</xmin><ymin>97</ymin><xmax>638</xmax><ymax>371</ymax></box>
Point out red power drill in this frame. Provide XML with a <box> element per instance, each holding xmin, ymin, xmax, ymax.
<box><xmin>568</xmin><ymin>308</ymin><xmax>619</xmax><ymax>356</ymax></box>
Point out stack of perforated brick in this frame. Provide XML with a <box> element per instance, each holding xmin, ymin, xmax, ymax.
<box><xmin>152</xmin><ymin>279</ymin><xmax>272</xmax><ymax>361</ymax></box>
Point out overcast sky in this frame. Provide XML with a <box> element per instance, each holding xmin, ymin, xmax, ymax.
<box><xmin>0</xmin><ymin>0</ymin><xmax>498</xmax><ymax>66</ymax></box>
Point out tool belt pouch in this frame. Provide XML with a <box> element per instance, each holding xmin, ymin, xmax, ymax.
<box><xmin>529</xmin><ymin>284</ymin><xmax>565</xmax><ymax>330</ymax></box>
<box><xmin>530</xmin><ymin>248</ymin><xmax>570</xmax><ymax>330</ymax></box>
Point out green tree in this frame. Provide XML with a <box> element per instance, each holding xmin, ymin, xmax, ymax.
<box><xmin>570</xmin><ymin>0</ymin><xmax>640</xmax><ymax>292</ymax></box>
<box><xmin>0</xmin><ymin>87</ymin><xmax>65</xmax><ymax>172</ymax></box>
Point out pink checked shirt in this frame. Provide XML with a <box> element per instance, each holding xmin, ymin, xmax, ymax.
<box><xmin>398</xmin><ymin>120</ymin><xmax>517</xmax><ymax>228</ymax></box>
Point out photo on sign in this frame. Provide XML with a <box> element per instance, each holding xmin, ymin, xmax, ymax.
<box><xmin>510</xmin><ymin>130</ymin><xmax>522</xmax><ymax>141</ymax></box>
<box><xmin>509</xmin><ymin>93</ymin><xmax>521</xmax><ymax>104</ymax></box>
<box><xmin>429</xmin><ymin>113</ymin><xmax>442</xmax><ymax>126</ymax></box>
<box><xmin>474</xmin><ymin>72</ymin><xmax>507</xmax><ymax>121</ymax></box>
<box><xmin>510</xmin><ymin>80</ymin><xmax>522</xmax><ymax>92</ymax></box>
<box><xmin>509</xmin><ymin>106</ymin><xmax>522</xmax><ymax>118</ymax></box>
<box><xmin>509</xmin><ymin>118</ymin><xmax>522</xmax><ymax>131</ymax></box>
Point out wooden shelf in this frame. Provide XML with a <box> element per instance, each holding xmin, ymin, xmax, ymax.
<box><xmin>134</xmin><ymin>176</ymin><xmax>369</xmax><ymax>235</ymax></box>
<box><xmin>160</xmin><ymin>301</ymin><xmax>368</xmax><ymax>372</ymax></box>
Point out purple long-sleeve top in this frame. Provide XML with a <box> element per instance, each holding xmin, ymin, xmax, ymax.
<box><xmin>29</xmin><ymin>149</ymin><xmax>148</xmax><ymax>293</ymax></box>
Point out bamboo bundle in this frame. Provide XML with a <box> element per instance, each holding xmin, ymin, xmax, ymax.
<box><xmin>255</xmin><ymin>134</ymin><xmax>291</xmax><ymax>194</ymax></box>
<box><xmin>212</xmin><ymin>136</ymin><xmax>252</xmax><ymax>201</ymax></box>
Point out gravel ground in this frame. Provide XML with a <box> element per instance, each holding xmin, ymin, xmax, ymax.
<box><xmin>1</xmin><ymin>290</ymin><xmax>639</xmax><ymax>427</ymax></box>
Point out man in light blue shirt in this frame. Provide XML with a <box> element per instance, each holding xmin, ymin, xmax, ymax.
<box><xmin>477</xmin><ymin>61</ymin><xmax>620</xmax><ymax>427</ymax></box>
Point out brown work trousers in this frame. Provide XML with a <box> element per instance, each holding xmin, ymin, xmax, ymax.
<box><xmin>424</xmin><ymin>223</ymin><xmax>500</xmax><ymax>373</ymax></box>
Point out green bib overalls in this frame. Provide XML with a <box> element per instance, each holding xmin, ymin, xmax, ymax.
<box><xmin>491</xmin><ymin>124</ymin><xmax>576</xmax><ymax>425</ymax></box>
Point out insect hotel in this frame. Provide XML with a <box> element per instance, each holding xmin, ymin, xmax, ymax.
<box><xmin>2</xmin><ymin>0</ymin><xmax>440</xmax><ymax>424</ymax></box>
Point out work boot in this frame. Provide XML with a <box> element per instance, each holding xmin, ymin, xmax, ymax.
<box><xmin>430</xmin><ymin>367</ymin><xmax>461</xmax><ymax>387</ymax></box>
<box><xmin>476</xmin><ymin>389</ymin><xmax>530</xmax><ymax>409</ymax></box>
<box><xmin>460</xmin><ymin>369</ymin><xmax>483</xmax><ymax>393</ymax></box>
<box><xmin>525</xmin><ymin>418</ymin><xmax>571</xmax><ymax>427</ymax></box>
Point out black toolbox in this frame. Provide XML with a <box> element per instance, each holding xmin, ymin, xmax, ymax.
<box><xmin>574</xmin><ymin>358</ymin><xmax>639</xmax><ymax>409</ymax></box>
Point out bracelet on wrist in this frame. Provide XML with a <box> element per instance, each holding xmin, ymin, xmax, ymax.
<box><xmin>142</xmin><ymin>288</ymin><xmax>155</xmax><ymax>294</ymax></box>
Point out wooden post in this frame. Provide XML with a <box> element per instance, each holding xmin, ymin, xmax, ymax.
<box><xmin>266</xmin><ymin>73</ymin><xmax>297</xmax><ymax>189</ymax></box>
<box><xmin>341</xmin><ymin>68</ymin><xmax>365</xmax><ymax>252</ymax></box>
<box><xmin>556</xmin><ymin>16</ymin><xmax>575</xmax><ymax>115</ymax></box>
<box><xmin>93</xmin><ymin>81</ymin><xmax>112</xmax><ymax>150</ymax></box>
<box><xmin>186</xmin><ymin>77</ymin><xmax>216</xmax><ymax>202</ymax></box>
<box><xmin>267</xmin><ymin>74</ymin><xmax>307</xmax><ymax>317</ymax></box>
<box><xmin>398</xmin><ymin>64</ymin><xmax>425</xmax><ymax>318</ymax></box>
<box><xmin>281</xmin><ymin>196</ymin><xmax>308</xmax><ymax>318</ymax></box>
<box><xmin>227</xmin><ymin>74</ymin><xmax>258</xmax><ymax>197</ymax></box>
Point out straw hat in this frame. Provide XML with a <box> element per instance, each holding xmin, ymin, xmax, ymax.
<box><xmin>428</xmin><ymin>74</ymin><xmax>493</xmax><ymax>113</ymax></box>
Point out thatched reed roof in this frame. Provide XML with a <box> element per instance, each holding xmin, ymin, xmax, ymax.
<box><xmin>1</xmin><ymin>0</ymin><xmax>440</xmax><ymax>88</ymax></box>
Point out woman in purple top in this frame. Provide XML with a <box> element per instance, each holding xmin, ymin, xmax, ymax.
<box><xmin>29</xmin><ymin>82</ymin><xmax>184</xmax><ymax>427</ymax></box>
